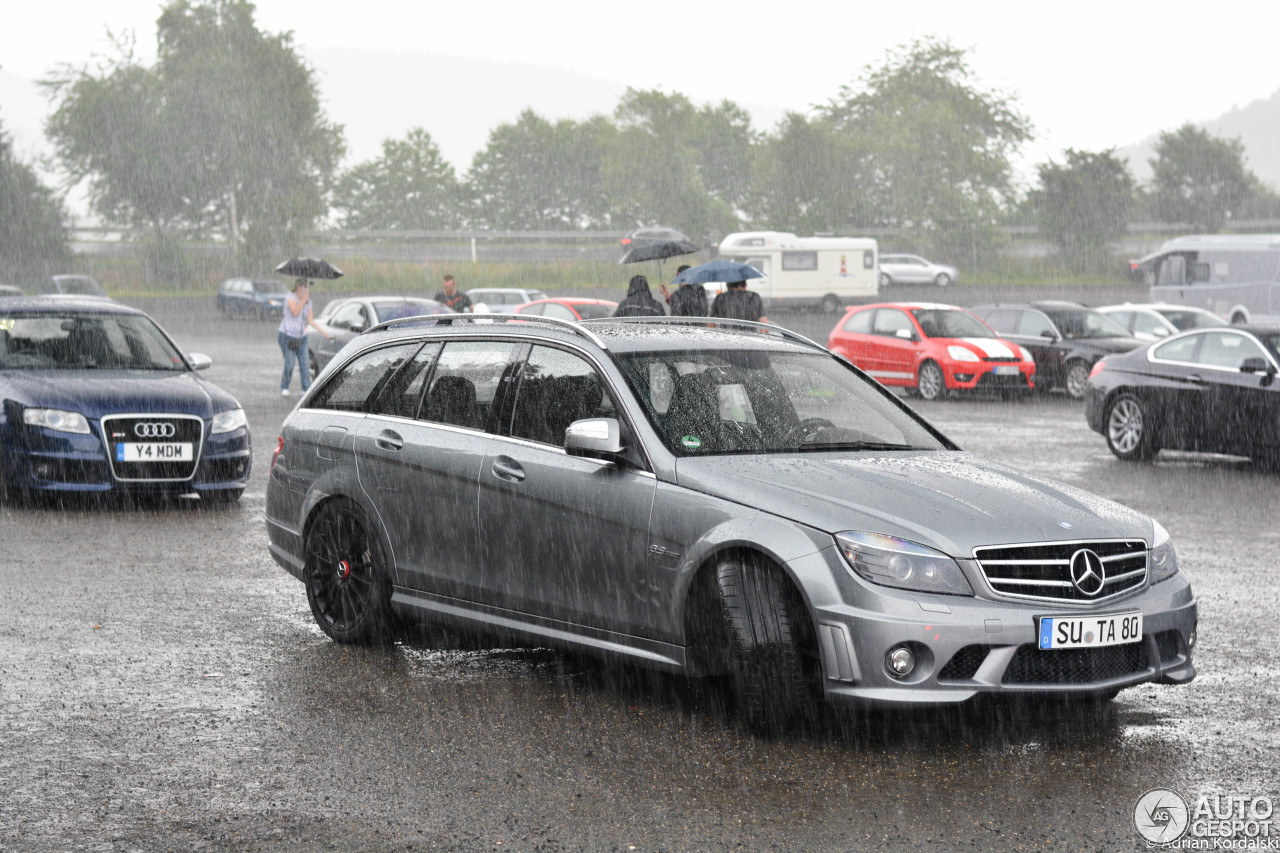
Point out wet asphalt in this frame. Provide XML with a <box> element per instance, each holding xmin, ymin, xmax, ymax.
<box><xmin>1</xmin><ymin>288</ymin><xmax>1277</xmax><ymax>852</ymax></box>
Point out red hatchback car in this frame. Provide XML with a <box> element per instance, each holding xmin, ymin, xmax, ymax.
<box><xmin>827</xmin><ymin>302</ymin><xmax>1036</xmax><ymax>400</ymax></box>
<box><xmin>512</xmin><ymin>298</ymin><xmax>618</xmax><ymax>322</ymax></box>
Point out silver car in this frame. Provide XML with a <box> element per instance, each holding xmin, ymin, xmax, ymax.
<box><xmin>879</xmin><ymin>254</ymin><xmax>959</xmax><ymax>289</ymax></box>
<box><xmin>308</xmin><ymin>296</ymin><xmax>452</xmax><ymax>378</ymax></box>
<box><xmin>265</xmin><ymin>316</ymin><xmax>1196</xmax><ymax>731</ymax></box>
<box><xmin>1096</xmin><ymin>303</ymin><xmax>1227</xmax><ymax>342</ymax></box>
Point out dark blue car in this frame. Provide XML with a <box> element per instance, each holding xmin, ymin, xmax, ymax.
<box><xmin>0</xmin><ymin>297</ymin><xmax>251</xmax><ymax>503</ymax></box>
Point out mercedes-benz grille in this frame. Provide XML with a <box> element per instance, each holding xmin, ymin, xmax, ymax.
<box><xmin>972</xmin><ymin>539</ymin><xmax>1147</xmax><ymax>604</ymax></box>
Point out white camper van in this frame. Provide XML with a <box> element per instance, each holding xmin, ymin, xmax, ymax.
<box><xmin>1146</xmin><ymin>234</ymin><xmax>1280</xmax><ymax>324</ymax></box>
<box><xmin>715</xmin><ymin>231</ymin><xmax>878</xmax><ymax>312</ymax></box>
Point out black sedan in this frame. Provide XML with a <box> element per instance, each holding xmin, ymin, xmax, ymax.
<box><xmin>0</xmin><ymin>297</ymin><xmax>251</xmax><ymax>503</ymax></box>
<box><xmin>969</xmin><ymin>301</ymin><xmax>1144</xmax><ymax>398</ymax></box>
<box><xmin>1085</xmin><ymin>325</ymin><xmax>1280</xmax><ymax>466</ymax></box>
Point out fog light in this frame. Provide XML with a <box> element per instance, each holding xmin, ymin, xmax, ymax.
<box><xmin>954</xmin><ymin>374</ymin><xmax>973</xmax><ymax>382</ymax></box>
<box><xmin>1188</xmin><ymin>628</ymin><xmax>1196</xmax><ymax>649</ymax></box>
<box><xmin>886</xmin><ymin>646</ymin><xmax>915</xmax><ymax>679</ymax></box>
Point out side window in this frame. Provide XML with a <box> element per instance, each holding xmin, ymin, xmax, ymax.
<box><xmin>329</xmin><ymin>302</ymin><xmax>364</xmax><ymax>329</ymax></box>
<box><xmin>370</xmin><ymin>342</ymin><xmax>439</xmax><ymax>419</ymax></box>
<box><xmin>541</xmin><ymin>303</ymin><xmax>577</xmax><ymax>321</ymax></box>
<box><xmin>781</xmin><ymin>251</ymin><xmax>818</xmax><ymax>271</ymax></box>
<box><xmin>421</xmin><ymin>341</ymin><xmax>517</xmax><ymax>431</ymax></box>
<box><xmin>1107</xmin><ymin>311</ymin><xmax>1134</xmax><ymax>331</ymax></box>
<box><xmin>1197</xmin><ymin>332</ymin><xmax>1267</xmax><ymax>369</ymax></box>
<box><xmin>517</xmin><ymin>303</ymin><xmax>544</xmax><ymax>316</ymax></box>
<box><xmin>982</xmin><ymin>309</ymin><xmax>1017</xmax><ymax>334</ymax></box>
<box><xmin>871</xmin><ymin>309</ymin><xmax>913</xmax><ymax>337</ymax></box>
<box><xmin>1152</xmin><ymin>334</ymin><xmax>1200</xmax><ymax>363</ymax></box>
<box><xmin>1017</xmin><ymin>311</ymin><xmax>1056</xmax><ymax>338</ymax></box>
<box><xmin>509</xmin><ymin>346</ymin><xmax>618</xmax><ymax>446</ymax></box>
<box><xmin>308</xmin><ymin>344</ymin><xmax>420</xmax><ymax>413</ymax></box>
<box><xmin>842</xmin><ymin>309</ymin><xmax>874</xmax><ymax>334</ymax></box>
<box><xmin>1132</xmin><ymin>312</ymin><xmax>1166</xmax><ymax>337</ymax></box>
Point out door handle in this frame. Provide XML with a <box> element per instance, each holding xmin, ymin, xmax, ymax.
<box><xmin>491</xmin><ymin>456</ymin><xmax>525</xmax><ymax>482</ymax></box>
<box><xmin>375</xmin><ymin>429</ymin><xmax>404</xmax><ymax>451</ymax></box>
<box><xmin>1186</xmin><ymin>374</ymin><xmax>1206</xmax><ymax>384</ymax></box>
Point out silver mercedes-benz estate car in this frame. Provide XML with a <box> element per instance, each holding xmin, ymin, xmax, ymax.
<box><xmin>265</xmin><ymin>315</ymin><xmax>1196</xmax><ymax>730</ymax></box>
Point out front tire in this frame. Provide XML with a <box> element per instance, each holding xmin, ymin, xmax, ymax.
<box><xmin>1105</xmin><ymin>393</ymin><xmax>1158</xmax><ymax>461</ymax></box>
<box><xmin>933</xmin><ymin>272</ymin><xmax>952</xmax><ymax>288</ymax></box>
<box><xmin>304</xmin><ymin>501</ymin><xmax>395</xmax><ymax>644</ymax></box>
<box><xmin>1064</xmin><ymin>360</ymin><xmax>1090</xmax><ymax>399</ymax></box>
<box><xmin>715</xmin><ymin>554</ymin><xmax>818</xmax><ymax>734</ymax></box>
<box><xmin>916</xmin><ymin>360</ymin><xmax>946</xmax><ymax>401</ymax></box>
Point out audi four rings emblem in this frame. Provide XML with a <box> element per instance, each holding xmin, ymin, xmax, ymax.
<box><xmin>134</xmin><ymin>422</ymin><xmax>176</xmax><ymax>439</ymax></box>
<box><xmin>1069</xmin><ymin>548</ymin><xmax>1107</xmax><ymax>596</ymax></box>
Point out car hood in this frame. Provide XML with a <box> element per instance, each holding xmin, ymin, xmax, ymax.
<box><xmin>674</xmin><ymin>451</ymin><xmax>1152</xmax><ymax>557</ymax></box>
<box><xmin>939</xmin><ymin>337</ymin><xmax>1024</xmax><ymax>360</ymax></box>
<box><xmin>0</xmin><ymin>370</ymin><xmax>233</xmax><ymax>419</ymax></box>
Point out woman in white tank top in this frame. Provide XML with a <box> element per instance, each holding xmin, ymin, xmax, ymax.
<box><xmin>277</xmin><ymin>279</ymin><xmax>330</xmax><ymax>396</ymax></box>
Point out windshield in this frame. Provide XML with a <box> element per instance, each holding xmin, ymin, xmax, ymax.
<box><xmin>1157</xmin><ymin>308</ymin><xmax>1224</xmax><ymax>330</ymax></box>
<box><xmin>618</xmin><ymin>349</ymin><xmax>948</xmax><ymax>456</ymax></box>
<box><xmin>1041</xmin><ymin>308</ymin><xmax>1130</xmax><ymax>339</ymax></box>
<box><xmin>373</xmin><ymin>302</ymin><xmax>446</xmax><ymax>322</ymax></box>
<box><xmin>911</xmin><ymin>308</ymin><xmax>995</xmax><ymax>339</ymax></box>
<box><xmin>0</xmin><ymin>312</ymin><xmax>186</xmax><ymax>370</ymax></box>
<box><xmin>574</xmin><ymin>303</ymin><xmax>615</xmax><ymax>320</ymax></box>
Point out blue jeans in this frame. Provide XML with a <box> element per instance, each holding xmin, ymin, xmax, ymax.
<box><xmin>279</xmin><ymin>331</ymin><xmax>311</xmax><ymax>392</ymax></box>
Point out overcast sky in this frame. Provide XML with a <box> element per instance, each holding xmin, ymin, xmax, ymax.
<box><xmin>4</xmin><ymin>0</ymin><xmax>1279</xmax><ymax>177</ymax></box>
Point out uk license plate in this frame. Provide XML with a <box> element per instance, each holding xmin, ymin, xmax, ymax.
<box><xmin>993</xmin><ymin>365</ymin><xmax>1020</xmax><ymax>376</ymax></box>
<box><xmin>117</xmin><ymin>442</ymin><xmax>193</xmax><ymax>462</ymax></box>
<box><xmin>1037</xmin><ymin>611</ymin><xmax>1142</xmax><ymax>650</ymax></box>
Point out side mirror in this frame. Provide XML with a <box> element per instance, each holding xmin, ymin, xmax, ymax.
<box><xmin>565</xmin><ymin>417</ymin><xmax>624</xmax><ymax>461</ymax></box>
<box><xmin>1239</xmin><ymin>357</ymin><xmax>1275</xmax><ymax>375</ymax></box>
<box><xmin>895</xmin><ymin>328</ymin><xmax>915</xmax><ymax>341</ymax></box>
<box><xmin>1039</xmin><ymin>329</ymin><xmax>1058</xmax><ymax>340</ymax></box>
<box><xmin>1153</xmin><ymin>327</ymin><xmax>1170</xmax><ymax>337</ymax></box>
<box><xmin>187</xmin><ymin>352</ymin><xmax>212</xmax><ymax>371</ymax></box>
<box><xmin>349</xmin><ymin>323</ymin><xmax>366</xmax><ymax>334</ymax></box>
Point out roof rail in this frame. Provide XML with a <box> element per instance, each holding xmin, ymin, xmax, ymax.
<box><xmin>587</xmin><ymin>316</ymin><xmax>828</xmax><ymax>353</ymax></box>
<box><xmin>364</xmin><ymin>312</ymin><xmax>608</xmax><ymax>349</ymax></box>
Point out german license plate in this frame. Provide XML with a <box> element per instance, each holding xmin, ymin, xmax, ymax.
<box><xmin>1037</xmin><ymin>611</ymin><xmax>1142</xmax><ymax>650</ymax></box>
<box><xmin>117</xmin><ymin>442</ymin><xmax>193</xmax><ymax>462</ymax></box>
<box><xmin>993</xmin><ymin>365</ymin><xmax>1020</xmax><ymax>376</ymax></box>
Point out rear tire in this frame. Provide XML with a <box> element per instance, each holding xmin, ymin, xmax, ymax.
<box><xmin>1064</xmin><ymin>360</ymin><xmax>1090</xmax><ymax>400</ymax></box>
<box><xmin>916</xmin><ymin>360</ymin><xmax>946</xmax><ymax>401</ymax></box>
<box><xmin>879</xmin><ymin>272</ymin><xmax>892</xmax><ymax>288</ymax></box>
<box><xmin>820</xmin><ymin>293</ymin><xmax>841</xmax><ymax>314</ymax></box>
<box><xmin>1105</xmin><ymin>392</ymin><xmax>1158</xmax><ymax>461</ymax></box>
<box><xmin>715</xmin><ymin>554</ymin><xmax>818</xmax><ymax>734</ymax></box>
<box><xmin>309</xmin><ymin>352</ymin><xmax>319</xmax><ymax>382</ymax></box>
<box><xmin>1231</xmin><ymin>312</ymin><xmax>1248</xmax><ymax>326</ymax></box>
<box><xmin>304</xmin><ymin>501</ymin><xmax>395</xmax><ymax>644</ymax></box>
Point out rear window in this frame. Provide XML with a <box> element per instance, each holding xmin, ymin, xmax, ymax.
<box><xmin>308</xmin><ymin>344</ymin><xmax>421</xmax><ymax>412</ymax></box>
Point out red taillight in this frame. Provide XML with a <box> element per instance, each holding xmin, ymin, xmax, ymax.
<box><xmin>270</xmin><ymin>435</ymin><xmax>284</xmax><ymax>472</ymax></box>
<box><xmin>1089</xmin><ymin>359</ymin><xmax>1106</xmax><ymax>380</ymax></box>
<box><xmin>620</xmin><ymin>237</ymin><xmax>631</xmax><ymax>245</ymax></box>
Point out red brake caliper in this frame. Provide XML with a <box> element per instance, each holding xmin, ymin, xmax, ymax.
<box><xmin>336</xmin><ymin>560</ymin><xmax>351</xmax><ymax>580</ymax></box>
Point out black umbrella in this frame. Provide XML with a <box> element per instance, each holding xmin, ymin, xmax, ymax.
<box><xmin>617</xmin><ymin>240</ymin><xmax>700</xmax><ymax>265</ymax></box>
<box><xmin>275</xmin><ymin>257</ymin><xmax>345</xmax><ymax>280</ymax></box>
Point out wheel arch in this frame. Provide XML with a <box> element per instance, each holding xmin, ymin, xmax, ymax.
<box><xmin>300</xmin><ymin>487</ymin><xmax>399</xmax><ymax>584</ymax></box>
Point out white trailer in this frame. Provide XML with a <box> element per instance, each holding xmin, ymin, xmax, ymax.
<box><xmin>714</xmin><ymin>231</ymin><xmax>879</xmax><ymax>312</ymax></box>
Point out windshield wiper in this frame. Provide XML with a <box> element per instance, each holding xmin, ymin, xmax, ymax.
<box><xmin>791</xmin><ymin>441</ymin><xmax>918</xmax><ymax>452</ymax></box>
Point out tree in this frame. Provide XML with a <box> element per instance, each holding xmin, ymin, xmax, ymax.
<box><xmin>44</xmin><ymin>1</ymin><xmax>344</xmax><ymax>267</ymax></box>
<box><xmin>747</xmin><ymin>112</ymin><xmax>868</xmax><ymax>233</ymax></box>
<box><xmin>0</xmin><ymin>116</ymin><xmax>70</xmax><ymax>283</ymax></box>
<box><xmin>1149</xmin><ymin>124</ymin><xmax>1253</xmax><ymax>232</ymax></box>
<box><xmin>334</xmin><ymin>128</ymin><xmax>459</xmax><ymax>230</ymax></box>
<box><xmin>466</xmin><ymin>110</ymin><xmax>614</xmax><ymax>230</ymax></box>
<box><xmin>1031</xmin><ymin>149</ymin><xmax>1134</xmax><ymax>272</ymax></box>
<box><xmin>819</xmin><ymin>38</ymin><xmax>1032</xmax><ymax>255</ymax></box>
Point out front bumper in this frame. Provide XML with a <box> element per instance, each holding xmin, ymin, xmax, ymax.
<box><xmin>796</xmin><ymin>547</ymin><xmax>1197</xmax><ymax>707</ymax></box>
<box><xmin>944</xmin><ymin>362</ymin><xmax>1036</xmax><ymax>392</ymax></box>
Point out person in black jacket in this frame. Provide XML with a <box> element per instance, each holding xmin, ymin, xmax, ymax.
<box><xmin>666</xmin><ymin>265</ymin><xmax>709</xmax><ymax>317</ymax></box>
<box><xmin>613</xmin><ymin>275</ymin><xmax>666</xmax><ymax>318</ymax></box>
<box><xmin>709</xmin><ymin>280</ymin><xmax>767</xmax><ymax>323</ymax></box>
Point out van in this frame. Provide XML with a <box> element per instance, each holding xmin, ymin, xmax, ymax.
<box><xmin>716</xmin><ymin>231</ymin><xmax>878</xmax><ymax>313</ymax></box>
<box><xmin>1146</xmin><ymin>234</ymin><xmax>1280</xmax><ymax>324</ymax></box>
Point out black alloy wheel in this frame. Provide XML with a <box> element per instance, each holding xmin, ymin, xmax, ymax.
<box><xmin>715</xmin><ymin>554</ymin><xmax>819</xmax><ymax>733</ymax></box>
<box><xmin>304</xmin><ymin>501</ymin><xmax>394</xmax><ymax>643</ymax></box>
<box><xmin>1105</xmin><ymin>392</ymin><xmax>1158</xmax><ymax>461</ymax></box>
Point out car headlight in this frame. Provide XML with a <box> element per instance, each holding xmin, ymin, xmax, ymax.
<box><xmin>23</xmin><ymin>407</ymin><xmax>91</xmax><ymax>434</ymax></box>
<box><xmin>1018</xmin><ymin>346</ymin><xmax>1035</xmax><ymax>362</ymax></box>
<box><xmin>1150</xmin><ymin>520</ymin><xmax>1179</xmax><ymax>584</ymax></box>
<box><xmin>210</xmin><ymin>408</ymin><xmax>248</xmax><ymax>434</ymax></box>
<box><xmin>836</xmin><ymin>531</ymin><xmax>974</xmax><ymax>596</ymax></box>
<box><xmin>946</xmin><ymin>346</ymin><xmax>979</xmax><ymax>363</ymax></box>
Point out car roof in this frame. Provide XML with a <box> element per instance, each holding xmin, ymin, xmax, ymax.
<box><xmin>0</xmin><ymin>296</ymin><xmax>141</xmax><ymax>315</ymax></box>
<box><xmin>525</xmin><ymin>297</ymin><xmax>617</xmax><ymax>306</ymax></box>
<box><xmin>848</xmin><ymin>302</ymin><xmax>964</xmax><ymax>312</ymax></box>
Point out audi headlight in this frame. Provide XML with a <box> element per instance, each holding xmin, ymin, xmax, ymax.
<box><xmin>23</xmin><ymin>407</ymin><xmax>91</xmax><ymax>434</ymax></box>
<box><xmin>946</xmin><ymin>346</ymin><xmax>979</xmax><ymax>363</ymax></box>
<box><xmin>210</xmin><ymin>408</ymin><xmax>248</xmax><ymax>434</ymax></box>
<box><xmin>1150</xmin><ymin>520</ymin><xmax>1180</xmax><ymax>584</ymax></box>
<box><xmin>836</xmin><ymin>531</ymin><xmax>973</xmax><ymax>596</ymax></box>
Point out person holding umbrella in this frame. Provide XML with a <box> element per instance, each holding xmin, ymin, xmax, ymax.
<box><xmin>277</xmin><ymin>278</ymin><xmax>330</xmax><ymax>397</ymax></box>
<box><xmin>613</xmin><ymin>275</ymin><xmax>666</xmax><ymax>317</ymax></box>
